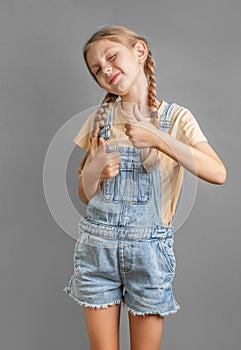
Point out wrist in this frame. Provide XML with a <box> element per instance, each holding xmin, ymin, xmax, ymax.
<box><xmin>152</xmin><ymin>130</ymin><xmax>164</xmax><ymax>150</ymax></box>
<box><xmin>83</xmin><ymin>163</ymin><xmax>101</xmax><ymax>182</ymax></box>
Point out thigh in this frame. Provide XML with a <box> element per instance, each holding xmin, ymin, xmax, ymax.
<box><xmin>84</xmin><ymin>303</ymin><xmax>122</xmax><ymax>350</ymax></box>
<box><xmin>128</xmin><ymin>312</ymin><xmax>164</xmax><ymax>350</ymax></box>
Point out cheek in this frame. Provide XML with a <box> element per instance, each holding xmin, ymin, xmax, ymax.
<box><xmin>129</xmin><ymin>65</ymin><xmax>142</xmax><ymax>80</ymax></box>
<box><xmin>96</xmin><ymin>76</ymin><xmax>108</xmax><ymax>88</ymax></box>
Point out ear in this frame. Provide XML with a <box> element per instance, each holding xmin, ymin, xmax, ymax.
<box><xmin>134</xmin><ymin>41</ymin><xmax>148</xmax><ymax>64</ymax></box>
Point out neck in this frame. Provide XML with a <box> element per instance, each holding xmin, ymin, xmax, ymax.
<box><xmin>119</xmin><ymin>71</ymin><xmax>149</xmax><ymax>106</ymax></box>
<box><xmin>120</xmin><ymin>88</ymin><xmax>149</xmax><ymax>106</ymax></box>
<box><xmin>119</xmin><ymin>81</ymin><xmax>160</xmax><ymax>111</ymax></box>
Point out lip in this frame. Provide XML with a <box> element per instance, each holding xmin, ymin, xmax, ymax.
<box><xmin>109</xmin><ymin>73</ymin><xmax>120</xmax><ymax>84</ymax></box>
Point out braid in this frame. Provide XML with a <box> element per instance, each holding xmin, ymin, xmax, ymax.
<box><xmin>80</xmin><ymin>26</ymin><xmax>163</xmax><ymax>174</ymax></box>
<box><xmin>140</xmin><ymin>51</ymin><xmax>162</xmax><ymax>172</ymax></box>
<box><xmin>77</xmin><ymin>92</ymin><xmax>118</xmax><ymax>176</ymax></box>
<box><xmin>145</xmin><ymin>51</ymin><xmax>159</xmax><ymax>111</ymax></box>
<box><xmin>93</xmin><ymin>92</ymin><xmax>118</xmax><ymax>132</ymax></box>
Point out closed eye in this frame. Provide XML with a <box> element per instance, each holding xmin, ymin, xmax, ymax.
<box><xmin>108</xmin><ymin>53</ymin><xmax>117</xmax><ymax>61</ymax></box>
<box><xmin>94</xmin><ymin>53</ymin><xmax>117</xmax><ymax>76</ymax></box>
<box><xmin>95</xmin><ymin>67</ymin><xmax>101</xmax><ymax>75</ymax></box>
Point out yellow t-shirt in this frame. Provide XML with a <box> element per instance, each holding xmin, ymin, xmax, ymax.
<box><xmin>73</xmin><ymin>101</ymin><xmax>208</xmax><ymax>225</ymax></box>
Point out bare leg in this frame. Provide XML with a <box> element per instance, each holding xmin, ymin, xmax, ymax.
<box><xmin>84</xmin><ymin>303</ymin><xmax>122</xmax><ymax>350</ymax></box>
<box><xmin>128</xmin><ymin>312</ymin><xmax>164</xmax><ymax>350</ymax></box>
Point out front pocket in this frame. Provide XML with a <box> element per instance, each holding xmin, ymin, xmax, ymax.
<box><xmin>103</xmin><ymin>161</ymin><xmax>152</xmax><ymax>204</ymax></box>
<box><xmin>158</xmin><ymin>236</ymin><xmax>176</xmax><ymax>273</ymax></box>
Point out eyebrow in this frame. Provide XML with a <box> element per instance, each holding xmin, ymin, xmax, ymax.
<box><xmin>89</xmin><ymin>62</ymin><xmax>100</xmax><ymax>70</ymax></box>
<box><xmin>89</xmin><ymin>47</ymin><xmax>116</xmax><ymax>70</ymax></box>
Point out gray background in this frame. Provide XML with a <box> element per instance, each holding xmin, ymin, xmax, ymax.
<box><xmin>1</xmin><ymin>0</ymin><xmax>240</xmax><ymax>349</ymax></box>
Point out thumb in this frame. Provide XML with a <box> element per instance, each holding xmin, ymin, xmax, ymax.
<box><xmin>97</xmin><ymin>137</ymin><xmax>106</xmax><ymax>154</ymax></box>
<box><xmin>133</xmin><ymin>104</ymin><xmax>144</xmax><ymax>122</ymax></box>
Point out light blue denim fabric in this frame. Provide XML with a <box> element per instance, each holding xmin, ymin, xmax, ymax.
<box><xmin>63</xmin><ymin>103</ymin><xmax>180</xmax><ymax>316</ymax></box>
<box><xmin>86</xmin><ymin>146</ymin><xmax>162</xmax><ymax>227</ymax></box>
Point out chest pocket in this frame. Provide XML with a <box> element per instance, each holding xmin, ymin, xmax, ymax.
<box><xmin>102</xmin><ymin>161</ymin><xmax>152</xmax><ymax>205</ymax></box>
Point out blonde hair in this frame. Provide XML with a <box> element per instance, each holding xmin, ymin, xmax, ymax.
<box><xmin>78</xmin><ymin>25</ymin><xmax>161</xmax><ymax>175</ymax></box>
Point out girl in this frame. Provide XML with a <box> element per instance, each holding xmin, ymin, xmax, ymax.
<box><xmin>63</xmin><ymin>25</ymin><xmax>226</xmax><ymax>350</ymax></box>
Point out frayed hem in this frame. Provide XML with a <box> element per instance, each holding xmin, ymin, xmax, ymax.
<box><xmin>126</xmin><ymin>303</ymin><xmax>180</xmax><ymax>317</ymax></box>
<box><xmin>62</xmin><ymin>287</ymin><xmax>122</xmax><ymax>309</ymax></box>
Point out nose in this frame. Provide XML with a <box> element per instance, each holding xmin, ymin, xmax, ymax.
<box><xmin>102</xmin><ymin>65</ymin><xmax>112</xmax><ymax>76</ymax></box>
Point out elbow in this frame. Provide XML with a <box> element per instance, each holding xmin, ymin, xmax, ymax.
<box><xmin>213</xmin><ymin>164</ymin><xmax>227</xmax><ymax>185</ymax></box>
<box><xmin>79</xmin><ymin>194</ymin><xmax>88</xmax><ymax>205</ymax></box>
<box><xmin>78</xmin><ymin>182</ymin><xmax>89</xmax><ymax>205</ymax></box>
<box><xmin>78</xmin><ymin>189</ymin><xmax>89</xmax><ymax>205</ymax></box>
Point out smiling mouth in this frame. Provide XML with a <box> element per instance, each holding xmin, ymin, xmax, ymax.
<box><xmin>109</xmin><ymin>73</ymin><xmax>120</xmax><ymax>84</ymax></box>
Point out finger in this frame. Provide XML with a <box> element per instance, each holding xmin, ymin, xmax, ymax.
<box><xmin>97</xmin><ymin>137</ymin><xmax>106</xmax><ymax>154</ymax></box>
<box><xmin>107</xmin><ymin>151</ymin><xmax>121</xmax><ymax>162</ymax></box>
<box><xmin>111</xmin><ymin>168</ymin><xmax>120</xmax><ymax>177</ymax></box>
<box><xmin>106</xmin><ymin>162</ymin><xmax>120</xmax><ymax>172</ymax></box>
<box><xmin>133</xmin><ymin>104</ymin><xmax>144</xmax><ymax>122</ymax></box>
<box><xmin>105</xmin><ymin>163</ymin><xmax>120</xmax><ymax>178</ymax></box>
<box><xmin>108</xmin><ymin>159</ymin><xmax>121</xmax><ymax>169</ymax></box>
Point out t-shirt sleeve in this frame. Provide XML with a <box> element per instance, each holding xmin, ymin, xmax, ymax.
<box><xmin>73</xmin><ymin>112</ymin><xmax>96</xmax><ymax>151</ymax></box>
<box><xmin>171</xmin><ymin>105</ymin><xmax>208</xmax><ymax>146</ymax></box>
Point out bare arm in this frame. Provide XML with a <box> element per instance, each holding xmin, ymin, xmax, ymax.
<box><xmin>125</xmin><ymin>105</ymin><xmax>226</xmax><ymax>184</ymax></box>
<box><xmin>153</xmin><ymin>134</ymin><xmax>226</xmax><ymax>184</ymax></box>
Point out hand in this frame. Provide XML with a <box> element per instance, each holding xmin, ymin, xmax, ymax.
<box><xmin>84</xmin><ymin>137</ymin><xmax>121</xmax><ymax>182</ymax></box>
<box><xmin>124</xmin><ymin>104</ymin><xmax>160</xmax><ymax>148</ymax></box>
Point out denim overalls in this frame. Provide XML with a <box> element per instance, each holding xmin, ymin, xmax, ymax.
<box><xmin>63</xmin><ymin>103</ymin><xmax>180</xmax><ymax>316</ymax></box>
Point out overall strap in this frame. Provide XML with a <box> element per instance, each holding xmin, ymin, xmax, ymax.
<box><xmin>100</xmin><ymin>102</ymin><xmax>177</xmax><ymax>140</ymax></box>
<box><xmin>99</xmin><ymin>107</ymin><xmax>114</xmax><ymax>140</ymax></box>
<box><xmin>159</xmin><ymin>102</ymin><xmax>177</xmax><ymax>132</ymax></box>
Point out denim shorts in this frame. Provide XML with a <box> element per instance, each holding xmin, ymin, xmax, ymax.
<box><xmin>63</xmin><ymin>217</ymin><xmax>180</xmax><ymax>317</ymax></box>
